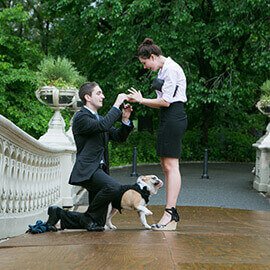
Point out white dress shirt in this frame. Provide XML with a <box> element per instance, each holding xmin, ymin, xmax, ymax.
<box><xmin>156</xmin><ymin>57</ymin><xmax>187</xmax><ymax>103</ymax></box>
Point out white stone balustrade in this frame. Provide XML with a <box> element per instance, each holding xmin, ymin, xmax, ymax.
<box><xmin>0</xmin><ymin>114</ymin><xmax>79</xmax><ymax>239</ymax></box>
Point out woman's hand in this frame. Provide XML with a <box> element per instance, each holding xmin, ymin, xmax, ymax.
<box><xmin>127</xmin><ymin>87</ymin><xmax>143</xmax><ymax>103</ymax></box>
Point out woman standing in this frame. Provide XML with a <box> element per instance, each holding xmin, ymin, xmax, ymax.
<box><xmin>128</xmin><ymin>38</ymin><xmax>187</xmax><ymax>230</ymax></box>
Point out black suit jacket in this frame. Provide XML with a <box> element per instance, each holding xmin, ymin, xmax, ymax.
<box><xmin>69</xmin><ymin>106</ymin><xmax>133</xmax><ymax>185</ymax></box>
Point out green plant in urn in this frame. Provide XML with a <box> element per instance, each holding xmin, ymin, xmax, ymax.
<box><xmin>36</xmin><ymin>56</ymin><xmax>86</xmax><ymax>108</ymax></box>
<box><xmin>257</xmin><ymin>80</ymin><xmax>270</xmax><ymax>114</ymax></box>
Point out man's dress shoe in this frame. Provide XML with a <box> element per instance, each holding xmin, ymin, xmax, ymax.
<box><xmin>46</xmin><ymin>206</ymin><xmax>61</xmax><ymax>227</ymax></box>
<box><xmin>86</xmin><ymin>222</ymin><xmax>104</xmax><ymax>232</ymax></box>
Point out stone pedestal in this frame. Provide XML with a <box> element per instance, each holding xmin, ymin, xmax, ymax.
<box><xmin>253</xmin><ymin>102</ymin><xmax>270</xmax><ymax>193</ymax></box>
<box><xmin>35</xmin><ymin>86</ymin><xmax>78</xmax><ymax>207</ymax></box>
<box><xmin>39</xmin><ymin>110</ymin><xmax>73</xmax><ymax>148</ymax></box>
<box><xmin>36</xmin><ymin>86</ymin><xmax>78</xmax><ymax>148</ymax></box>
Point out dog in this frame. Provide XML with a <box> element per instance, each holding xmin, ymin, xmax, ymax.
<box><xmin>105</xmin><ymin>175</ymin><xmax>163</xmax><ymax>230</ymax></box>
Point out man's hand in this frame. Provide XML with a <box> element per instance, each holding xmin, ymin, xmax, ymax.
<box><xmin>122</xmin><ymin>103</ymin><xmax>133</xmax><ymax>123</ymax></box>
<box><xmin>114</xmin><ymin>93</ymin><xmax>128</xmax><ymax>108</ymax></box>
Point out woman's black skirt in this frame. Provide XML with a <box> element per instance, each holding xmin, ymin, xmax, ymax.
<box><xmin>156</xmin><ymin>101</ymin><xmax>187</xmax><ymax>158</ymax></box>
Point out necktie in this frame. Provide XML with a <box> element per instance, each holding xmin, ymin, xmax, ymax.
<box><xmin>95</xmin><ymin>113</ymin><xmax>99</xmax><ymax>120</ymax></box>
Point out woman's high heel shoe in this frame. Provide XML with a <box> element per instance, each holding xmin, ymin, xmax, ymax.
<box><xmin>151</xmin><ymin>207</ymin><xmax>180</xmax><ymax>231</ymax></box>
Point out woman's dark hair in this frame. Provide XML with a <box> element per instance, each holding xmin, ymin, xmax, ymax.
<box><xmin>79</xmin><ymin>81</ymin><xmax>98</xmax><ymax>105</ymax></box>
<box><xmin>137</xmin><ymin>38</ymin><xmax>162</xmax><ymax>59</ymax></box>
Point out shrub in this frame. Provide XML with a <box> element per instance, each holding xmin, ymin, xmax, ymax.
<box><xmin>109</xmin><ymin>121</ymin><xmax>262</xmax><ymax>166</ymax></box>
<box><xmin>36</xmin><ymin>56</ymin><xmax>86</xmax><ymax>88</ymax></box>
<box><xmin>181</xmin><ymin>129</ymin><xmax>205</xmax><ymax>161</ymax></box>
<box><xmin>207</xmin><ymin>128</ymin><xmax>256</xmax><ymax>162</ymax></box>
<box><xmin>109</xmin><ymin>131</ymin><xmax>159</xmax><ymax>167</ymax></box>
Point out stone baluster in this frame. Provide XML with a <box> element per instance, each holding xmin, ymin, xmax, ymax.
<box><xmin>1</xmin><ymin>188</ymin><xmax>7</xmax><ymax>213</ymax></box>
<box><xmin>0</xmin><ymin>114</ymin><xmax>78</xmax><ymax>238</ymax></box>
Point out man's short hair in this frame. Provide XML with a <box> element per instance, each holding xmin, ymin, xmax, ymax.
<box><xmin>79</xmin><ymin>82</ymin><xmax>99</xmax><ymax>105</ymax></box>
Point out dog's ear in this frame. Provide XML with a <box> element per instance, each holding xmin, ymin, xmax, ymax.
<box><xmin>137</xmin><ymin>175</ymin><xmax>145</xmax><ymax>182</ymax></box>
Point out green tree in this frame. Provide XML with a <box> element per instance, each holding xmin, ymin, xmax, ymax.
<box><xmin>0</xmin><ymin>0</ymin><xmax>269</xmax><ymax>162</ymax></box>
<box><xmin>51</xmin><ymin>0</ymin><xmax>269</xmax><ymax>150</ymax></box>
<box><xmin>0</xmin><ymin>4</ymin><xmax>51</xmax><ymax>138</ymax></box>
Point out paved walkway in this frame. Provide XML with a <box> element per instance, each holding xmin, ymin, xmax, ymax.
<box><xmin>1</xmin><ymin>163</ymin><xmax>270</xmax><ymax>269</ymax></box>
<box><xmin>80</xmin><ymin>163</ymin><xmax>270</xmax><ymax>211</ymax></box>
<box><xmin>1</xmin><ymin>205</ymin><xmax>270</xmax><ymax>269</ymax></box>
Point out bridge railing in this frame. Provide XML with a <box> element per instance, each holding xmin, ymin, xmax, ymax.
<box><xmin>0</xmin><ymin>115</ymin><xmax>81</xmax><ymax>239</ymax></box>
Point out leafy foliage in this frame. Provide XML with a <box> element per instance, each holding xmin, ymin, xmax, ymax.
<box><xmin>0</xmin><ymin>4</ymin><xmax>51</xmax><ymax>137</ymax></box>
<box><xmin>36</xmin><ymin>56</ymin><xmax>86</xmax><ymax>88</ymax></box>
<box><xmin>109</xmin><ymin>131</ymin><xmax>159</xmax><ymax>167</ymax></box>
<box><xmin>0</xmin><ymin>0</ymin><xmax>269</xmax><ymax>161</ymax></box>
<box><xmin>259</xmin><ymin>80</ymin><xmax>270</xmax><ymax>107</ymax></box>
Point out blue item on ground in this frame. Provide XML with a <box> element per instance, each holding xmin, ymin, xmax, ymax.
<box><xmin>26</xmin><ymin>220</ymin><xmax>51</xmax><ymax>234</ymax></box>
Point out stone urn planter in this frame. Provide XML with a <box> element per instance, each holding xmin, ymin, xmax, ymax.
<box><xmin>35</xmin><ymin>86</ymin><xmax>78</xmax><ymax>148</ymax></box>
<box><xmin>35</xmin><ymin>86</ymin><xmax>77</xmax><ymax>109</ymax></box>
<box><xmin>35</xmin><ymin>56</ymin><xmax>86</xmax><ymax>148</ymax></box>
<box><xmin>256</xmin><ymin>100</ymin><xmax>270</xmax><ymax>116</ymax></box>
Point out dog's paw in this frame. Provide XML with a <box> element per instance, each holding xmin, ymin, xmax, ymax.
<box><xmin>110</xmin><ymin>224</ymin><xmax>117</xmax><ymax>230</ymax></box>
<box><xmin>144</xmin><ymin>224</ymin><xmax>152</xmax><ymax>229</ymax></box>
<box><xmin>105</xmin><ymin>224</ymin><xmax>117</xmax><ymax>230</ymax></box>
<box><xmin>145</xmin><ymin>210</ymin><xmax>153</xmax><ymax>216</ymax></box>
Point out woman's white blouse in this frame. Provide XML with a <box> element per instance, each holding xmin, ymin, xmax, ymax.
<box><xmin>156</xmin><ymin>57</ymin><xmax>187</xmax><ymax>103</ymax></box>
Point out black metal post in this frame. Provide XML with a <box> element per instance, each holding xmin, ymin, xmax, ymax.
<box><xmin>130</xmin><ymin>147</ymin><xmax>139</xmax><ymax>177</ymax></box>
<box><xmin>201</xmin><ymin>149</ymin><xmax>209</xmax><ymax>179</ymax></box>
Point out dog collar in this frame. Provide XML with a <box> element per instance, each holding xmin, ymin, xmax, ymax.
<box><xmin>134</xmin><ymin>183</ymin><xmax>150</xmax><ymax>204</ymax></box>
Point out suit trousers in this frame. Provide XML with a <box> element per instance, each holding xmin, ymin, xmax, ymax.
<box><xmin>59</xmin><ymin>210</ymin><xmax>93</xmax><ymax>230</ymax></box>
<box><xmin>60</xmin><ymin>169</ymin><xmax>121</xmax><ymax>229</ymax></box>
